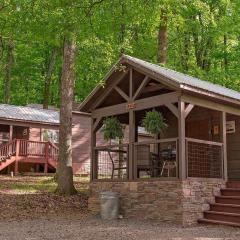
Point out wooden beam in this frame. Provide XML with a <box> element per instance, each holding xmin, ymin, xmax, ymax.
<box><xmin>133</xmin><ymin>76</ymin><xmax>149</xmax><ymax>100</ymax></box>
<box><xmin>114</xmin><ymin>86</ymin><xmax>129</xmax><ymax>101</ymax></box>
<box><xmin>93</xmin><ymin>117</ymin><xmax>102</xmax><ymax>132</ymax></box>
<box><xmin>184</xmin><ymin>104</ymin><xmax>194</xmax><ymax>118</ymax></box>
<box><xmin>181</xmin><ymin>94</ymin><xmax>240</xmax><ymax>116</ymax></box>
<box><xmin>165</xmin><ymin>103</ymin><xmax>179</xmax><ymax>118</ymax></box>
<box><xmin>133</xmin><ymin>91</ymin><xmax>180</xmax><ymax>112</ymax></box>
<box><xmin>178</xmin><ymin>100</ymin><xmax>186</xmax><ymax>179</ymax></box>
<box><xmin>91</xmin><ymin>70</ymin><xmax>129</xmax><ymax>110</ymax></box>
<box><xmin>221</xmin><ymin>112</ymin><xmax>227</xmax><ymax>180</ymax></box>
<box><xmin>92</xmin><ymin>91</ymin><xmax>180</xmax><ymax>118</ymax></box>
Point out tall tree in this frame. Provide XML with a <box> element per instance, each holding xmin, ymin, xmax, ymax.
<box><xmin>3</xmin><ymin>38</ymin><xmax>14</xmax><ymax>103</ymax></box>
<box><xmin>56</xmin><ymin>36</ymin><xmax>77</xmax><ymax>195</ymax></box>
<box><xmin>43</xmin><ymin>47</ymin><xmax>58</xmax><ymax>109</ymax></box>
<box><xmin>157</xmin><ymin>8</ymin><xmax>168</xmax><ymax>65</ymax></box>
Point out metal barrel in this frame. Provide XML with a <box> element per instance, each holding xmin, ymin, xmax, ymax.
<box><xmin>100</xmin><ymin>191</ymin><xmax>119</xmax><ymax>220</ymax></box>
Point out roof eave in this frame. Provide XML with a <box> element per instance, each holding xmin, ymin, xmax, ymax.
<box><xmin>180</xmin><ymin>84</ymin><xmax>240</xmax><ymax>107</ymax></box>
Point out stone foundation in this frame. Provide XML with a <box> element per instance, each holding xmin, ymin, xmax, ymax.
<box><xmin>88</xmin><ymin>179</ymin><xmax>226</xmax><ymax>226</ymax></box>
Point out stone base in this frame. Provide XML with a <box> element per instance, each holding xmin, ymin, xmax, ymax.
<box><xmin>88</xmin><ymin>179</ymin><xmax>226</xmax><ymax>226</ymax></box>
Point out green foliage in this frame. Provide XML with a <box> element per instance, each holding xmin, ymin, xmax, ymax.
<box><xmin>101</xmin><ymin>117</ymin><xmax>124</xmax><ymax>141</ymax></box>
<box><xmin>0</xmin><ymin>0</ymin><xmax>240</xmax><ymax>106</ymax></box>
<box><xmin>142</xmin><ymin>110</ymin><xmax>168</xmax><ymax>135</ymax></box>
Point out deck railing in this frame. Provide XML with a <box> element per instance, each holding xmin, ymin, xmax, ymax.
<box><xmin>186</xmin><ymin>137</ymin><xmax>223</xmax><ymax>178</ymax></box>
<box><xmin>134</xmin><ymin>138</ymin><xmax>178</xmax><ymax>179</ymax></box>
<box><xmin>0</xmin><ymin>139</ymin><xmax>17</xmax><ymax>161</ymax></box>
<box><xmin>0</xmin><ymin>139</ymin><xmax>59</xmax><ymax>161</ymax></box>
<box><xmin>94</xmin><ymin>144</ymin><xmax>129</xmax><ymax>180</ymax></box>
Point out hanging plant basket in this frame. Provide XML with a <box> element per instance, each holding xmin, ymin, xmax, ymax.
<box><xmin>142</xmin><ymin>110</ymin><xmax>168</xmax><ymax>135</ymax></box>
<box><xmin>101</xmin><ymin>117</ymin><xmax>124</xmax><ymax>141</ymax></box>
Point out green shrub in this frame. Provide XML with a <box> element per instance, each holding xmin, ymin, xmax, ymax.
<box><xmin>142</xmin><ymin>110</ymin><xmax>167</xmax><ymax>135</ymax></box>
<box><xmin>102</xmin><ymin>117</ymin><xmax>124</xmax><ymax>141</ymax></box>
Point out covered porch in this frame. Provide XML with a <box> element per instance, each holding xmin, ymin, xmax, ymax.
<box><xmin>80</xmin><ymin>55</ymin><xmax>240</xmax><ymax>225</ymax></box>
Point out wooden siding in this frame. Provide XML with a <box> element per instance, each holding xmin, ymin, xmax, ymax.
<box><xmin>72</xmin><ymin>113</ymin><xmax>91</xmax><ymax>174</ymax></box>
<box><xmin>29</xmin><ymin>128</ymin><xmax>41</xmax><ymax>141</ymax></box>
<box><xmin>227</xmin><ymin>114</ymin><xmax>240</xmax><ymax>179</ymax></box>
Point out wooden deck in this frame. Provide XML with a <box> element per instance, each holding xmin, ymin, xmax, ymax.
<box><xmin>0</xmin><ymin>139</ymin><xmax>58</xmax><ymax>173</ymax></box>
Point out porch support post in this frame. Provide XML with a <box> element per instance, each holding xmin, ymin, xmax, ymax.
<box><xmin>128</xmin><ymin>110</ymin><xmax>135</xmax><ymax>180</ymax></box>
<box><xmin>14</xmin><ymin>139</ymin><xmax>20</xmax><ymax>174</ymax></box>
<box><xmin>178</xmin><ymin>100</ymin><xmax>186</xmax><ymax>179</ymax></box>
<box><xmin>128</xmin><ymin>67</ymin><xmax>135</xmax><ymax>180</ymax></box>
<box><xmin>91</xmin><ymin>118</ymin><xmax>97</xmax><ymax>181</ymax></box>
<box><xmin>9</xmin><ymin>125</ymin><xmax>13</xmax><ymax>141</ymax></box>
<box><xmin>221</xmin><ymin>111</ymin><xmax>227</xmax><ymax>180</ymax></box>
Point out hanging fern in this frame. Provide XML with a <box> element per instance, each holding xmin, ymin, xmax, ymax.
<box><xmin>101</xmin><ymin>117</ymin><xmax>124</xmax><ymax>141</ymax></box>
<box><xmin>142</xmin><ymin>110</ymin><xmax>168</xmax><ymax>135</ymax></box>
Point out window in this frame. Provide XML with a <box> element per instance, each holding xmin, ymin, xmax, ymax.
<box><xmin>42</xmin><ymin>129</ymin><xmax>59</xmax><ymax>144</ymax></box>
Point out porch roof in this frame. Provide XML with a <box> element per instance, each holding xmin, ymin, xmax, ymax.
<box><xmin>80</xmin><ymin>55</ymin><xmax>240</xmax><ymax>112</ymax></box>
<box><xmin>0</xmin><ymin>104</ymin><xmax>59</xmax><ymax>125</ymax></box>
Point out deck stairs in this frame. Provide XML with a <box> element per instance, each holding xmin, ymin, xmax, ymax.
<box><xmin>199</xmin><ymin>181</ymin><xmax>240</xmax><ymax>227</ymax></box>
<box><xmin>0</xmin><ymin>139</ymin><xmax>58</xmax><ymax>172</ymax></box>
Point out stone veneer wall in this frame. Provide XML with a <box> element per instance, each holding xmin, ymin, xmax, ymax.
<box><xmin>182</xmin><ymin>178</ymin><xmax>226</xmax><ymax>226</ymax></box>
<box><xmin>88</xmin><ymin>179</ymin><xmax>226</xmax><ymax>225</ymax></box>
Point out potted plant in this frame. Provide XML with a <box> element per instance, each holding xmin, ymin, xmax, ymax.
<box><xmin>142</xmin><ymin>109</ymin><xmax>167</xmax><ymax>136</ymax></box>
<box><xmin>101</xmin><ymin>117</ymin><xmax>124</xmax><ymax>143</ymax></box>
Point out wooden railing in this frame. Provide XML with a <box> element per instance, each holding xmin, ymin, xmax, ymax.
<box><xmin>0</xmin><ymin>139</ymin><xmax>59</xmax><ymax>162</ymax></box>
<box><xmin>0</xmin><ymin>139</ymin><xmax>17</xmax><ymax>161</ymax></box>
<box><xmin>49</xmin><ymin>142</ymin><xmax>59</xmax><ymax>161</ymax></box>
<box><xmin>186</xmin><ymin>137</ymin><xmax>223</xmax><ymax>178</ymax></box>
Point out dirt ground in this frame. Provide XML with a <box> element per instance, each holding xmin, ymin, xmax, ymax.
<box><xmin>0</xmin><ymin>175</ymin><xmax>240</xmax><ymax>240</ymax></box>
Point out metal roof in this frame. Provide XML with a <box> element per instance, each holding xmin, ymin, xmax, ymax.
<box><xmin>123</xmin><ymin>55</ymin><xmax>240</xmax><ymax>101</ymax></box>
<box><xmin>0</xmin><ymin>104</ymin><xmax>59</xmax><ymax>125</ymax></box>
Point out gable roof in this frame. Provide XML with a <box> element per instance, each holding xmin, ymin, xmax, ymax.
<box><xmin>80</xmin><ymin>55</ymin><xmax>240</xmax><ymax>112</ymax></box>
<box><xmin>0</xmin><ymin>104</ymin><xmax>59</xmax><ymax>125</ymax></box>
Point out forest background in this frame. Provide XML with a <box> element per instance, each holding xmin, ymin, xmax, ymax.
<box><xmin>1</xmin><ymin>0</ymin><xmax>240</xmax><ymax>108</ymax></box>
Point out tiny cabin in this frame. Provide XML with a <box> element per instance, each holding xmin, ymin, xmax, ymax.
<box><xmin>0</xmin><ymin>104</ymin><xmax>91</xmax><ymax>174</ymax></box>
<box><xmin>80</xmin><ymin>55</ymin><xmax>240</xmax><ymax>226</ymax></box>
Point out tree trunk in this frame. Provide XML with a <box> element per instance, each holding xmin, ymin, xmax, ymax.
<box><xmin>43</xmin><ymin>47</ymin><xmax>58</xmax><ymax>109</ymax></box>
<box><xmin>157</xmin><ymin>10</ymin><xmax>168</xmax><ymax>65</ymax></box>
<box><xmin>223</xmin><ymin>34</ymin><xmax>228</xmax><ymax>73</ymax></box>
<box><xmin>56</xmin><ymin>37</ymin><xmax>77</xmax><ymax>195</ymax></box>
<box><xmin>4</xmin><ymin>38</ymin><xmax>14</xmax><ymax>104</ymax></box>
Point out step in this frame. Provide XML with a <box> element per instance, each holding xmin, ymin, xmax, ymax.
<box><xmin>198</xmin><ymin>218</ymin><xmax>240</xmax><ymax>227</ymax></box>
<box><xmin>221</xmin><ymin>188</ymin><xmax>240</xmax><ymax>196</ymax></box>
<box><xmin>216</xmin><ymin>196</ymin><xmax>240</xmax><ymax>205</ymax></box>
<box><xmin>210</xmin><ymin>203</ymin><xmax>240</xmax><ymax>214</ymax></box>
<box><xmin>204</xmin><ymin>211</ymin><xmax>240</xmax><ymax>224</ymax></box>
<box><xmin>227</xmin><ymin>181</ymin><xmax>240</xmax><ymax>189</ymax></box>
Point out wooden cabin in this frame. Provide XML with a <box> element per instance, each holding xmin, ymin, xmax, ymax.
<box><xmin>0</xmin><ymin>104</ymin><xmax>91</xmax><ymax>174</ymax></box>
<box><xmin>80</xmin><ymin>55</ymin><xmax>240</xmax><ymax>226</ymax></box>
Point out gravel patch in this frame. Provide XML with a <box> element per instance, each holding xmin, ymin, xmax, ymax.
<box><xmin>0</xmin><ymin>214</ymin><xmax>240</xmax><ymax>240</ymax></box>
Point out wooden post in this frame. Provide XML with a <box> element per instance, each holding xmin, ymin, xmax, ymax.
<box><xmin>178</xmin><ymin>100</ymin><xmax>186</xmax><ymax>179</ymax></box>
<box><xmin>14</xmin><ymin>139</ymin><xmax>20</xmax><ymax>174</ymax></box>
<box><xmin>91</xmin><ymin>118</ymin><xmax>97</xmax><ymax>181</ymax></box>
<box><xmin>9</xmin><ymin>125</ymin><xmax>13</xmax><ymax>141</ymax></box>
<box><xmin>44</xmin><ymin>142</ymin><xmax>49</xmax><ymax>173</ymax></box>
<box><xmin>128</xmin><ymin>110</ymin><xmax>135</xmax><ymax>180</ymax></box>
<box><xmin>221</xmin><ymin>112</ymin><xmax>227</xmax><ymax>180</ymax></box>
